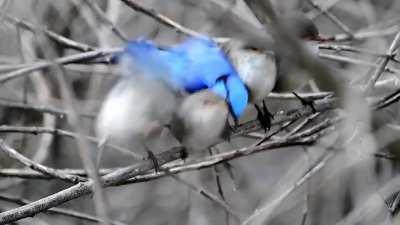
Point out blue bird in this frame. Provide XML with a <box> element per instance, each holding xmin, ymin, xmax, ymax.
<box><xmin>116</xmin><ymin>38</ymin><xmax>249</xmax><ymax>120</ymax></box>
<box><xmin>96</xmin><ymin>37</ymin><xmax>250</xmax><ymax>167</ymax></box>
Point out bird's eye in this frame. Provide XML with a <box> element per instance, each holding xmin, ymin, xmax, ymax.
<box><xmin>244</xmin><ymin>46</ymin><xmax>261</xmax><ymax>52</ymax></box>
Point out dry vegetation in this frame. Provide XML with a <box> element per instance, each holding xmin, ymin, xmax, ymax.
<box><xmin>1</xmin><ymin>0</ymin><xmax>400</xmax><ymax>225</ymax></box>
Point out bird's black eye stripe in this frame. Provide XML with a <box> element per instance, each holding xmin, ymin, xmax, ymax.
<box><xmin>244</xmin><ymin>46</ymin><xmax>260</xmax><ymax>51</ymax></box>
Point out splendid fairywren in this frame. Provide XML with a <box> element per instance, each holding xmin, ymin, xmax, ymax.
<box><xmin>95</xmin><ymin>41</ymin><xmax>178</xmax><ymax>168</ymax></box>
<box><xmin>171</xmin><ymin>79</ymin><xmax>232</xmax><ymax>152</ymax></box>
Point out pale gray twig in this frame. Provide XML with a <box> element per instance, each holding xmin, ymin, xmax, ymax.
<box><xmin>0</xmin><ymin>125</ymin><xmax>144</xmax><ymax>160</ymax></box>
<box><xmin>82</xmin><ymin>0</ymin><xmax>128</xmax><ymax>42</ymax></box>
<box><xmin>4</xmin><ymin>14</ymin><xmax>94</xmax><ymax>52</ymax></box>
<box><xmin>318</xmin><ymin>53</ymin><xmax>400</xmax><ymax>75</ymax></box>
<box><xmin>0</xmin><ymin>139</ymin><xmax>85</xmax><ymax>183</ymax></box>
<box><xmin>364</xmin><ymin>32</ymin><xmax>400</xmax><ymax>93</ymax></box>
<box><xmin>306</xmin><ymin>0</ymin><xmax>353</xmax><ymax>37</ymax></box>
<box><xmin>0</xmin><ymin>121</ymin><xmax>334</xmax><ymax>225</ymax></box>
<box><xmin>119</xmin><ymin>0</ymin><xmax>204</xmax><ymax>38</ymax></box>
<box><xmin>0</xmin><ymin>194</ymin><xmax>128</xmax><ymax>225</ymax></box>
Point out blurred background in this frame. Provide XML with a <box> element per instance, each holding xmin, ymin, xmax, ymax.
<box><xmin>1</xmin><ymin>0</ymin><xmax>400</xmax><ymax>225</ymax></box>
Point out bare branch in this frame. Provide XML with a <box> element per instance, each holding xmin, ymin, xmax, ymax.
<box><xmin>82</xmin><ymin>0</ymin><xmax>128</xmax><ymax>42</ymax></box>
<box><xmin>0</xmin><ymin>194</ymin><xmax>128</xmax><ymax>225</ymax></box>
<box><xmin>0</xmin><ymin>139</ymin><xmax>85</xmax><ymax>183</ymax></box>
<box><xmin>119</xmin><ymin>0</ymin><xmax>204</xmax><ymax>38</ymax></box>
<box><xmin>364</xmin><ymin>31</ymin><xmax>400</xmax><ymax>93</ymax></box>
<box><xmin>4</xmin><ymin>14</ymin><xmax>95</xmax><ymax>52</ymax></box>
<box><xmin>0</xmin><ymin>48</ymin><xmax>120</xmax><ymax>84</ymax></box>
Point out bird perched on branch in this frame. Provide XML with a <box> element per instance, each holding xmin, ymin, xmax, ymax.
<box><xmin>170</xmin><ymin>74</ymin><xmax>248</xmax><ymax>152</ymax></box>
<box><xmin>112</xmin><ymin>37</ymin><xmax>249</xmax><ymax>119</ymax></box>
<box><xmin>96</xmin><ymin>40</ymin><xmax>179</xmax><ymax>169</ymax></box>
<box><xmin>221</xmin><ymin>12</ymin><xmax>327</xmax><ymax>131</ymax></box>
<box><xmin>96</xmin><ymin>38</ymin><xmax>249</xmax><ymax>167</ymax></box>
<box><xmin>223</xmin><ymin>40</ymin><xmax>277</xmax><ymax>131</ymax></box>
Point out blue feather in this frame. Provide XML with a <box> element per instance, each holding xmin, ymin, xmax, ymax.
<box><xmin>225</xmin><ymin>75</ymin><xmax>249</xmax><ymax>119</ymax></box>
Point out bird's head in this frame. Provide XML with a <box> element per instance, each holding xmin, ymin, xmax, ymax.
<box><xmin>222</xmin><ymin>40</ymin><xmax>277</xmax><ymax>103</ymax></box>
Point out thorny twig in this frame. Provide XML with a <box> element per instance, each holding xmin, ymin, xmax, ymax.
<box><xmin>0</xmin><ymin>120</ymin><xmax>335</xmax><ymax>225</ymax></box>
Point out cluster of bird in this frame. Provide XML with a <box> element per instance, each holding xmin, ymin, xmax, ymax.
<box><xmin>95</xmin><ymin>13</ymin><xmax>323</xmax><ymax>166</ymax></box>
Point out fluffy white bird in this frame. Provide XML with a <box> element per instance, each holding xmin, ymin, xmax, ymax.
<box><xmin>222</xmin><ymin>12</ymin><xmax>325</xmax><ymax>131</ymax></box>
<box><xmin>225</xmin><ymin>41</ymin><xmax>277</xmax><ymax>104</ymax></box>
<box><xmin>223</xmin><ymin>40</ymin><xmax>276</xmax><ymax>131</ymax></box>
<box><xmin>171</xmin><ymin>89</ymin><xmax>230</xmax><ymax>152</ymax></box>
<box><xmin>95</xmin><ymin>56</ymin><xmax>178</xmax><ymax>168</ymax></box>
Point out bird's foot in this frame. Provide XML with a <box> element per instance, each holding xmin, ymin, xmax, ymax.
<box><xmin>180</xmin><ymin>147</ymin><xmax>188</xmax><ymax>160</ymax></box>
<box><xmin>254</xmin><ymin>101</ymin><xmax>274</xmax><ymax>132</ymax></box>
<box><xmin>292</xmin><ymin>92</ymin><xmax>317</xmax><ymax>113</ymax></box>
<box><xmin>146</xmin><ymin>150</ymin><xmax>160</xmax><ymax>172</ymax></box>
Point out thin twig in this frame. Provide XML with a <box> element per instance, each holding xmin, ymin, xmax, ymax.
<box><xmin>0</xmin><ymin>168</ymin><xmax>115</xmax><ymax>179</ymax></box>
<box><xmin>364</xmin><ymin>32</ymin><xmax>400</xmax><ymax>93</ymax></box>
<box><xmin>4</xmin><ymin>14</ymin><xmax>94</xmax><ymax>52</ymax></box>
<box><xmin>307</xmin><ymin>0</ymin><xmax>345</xmax><ymax>20</ymax></box>
<box><xmin>0</xmin><ymin>99</ymin><xmax>95</xmax><ymax>118</ymax></box>
<box><xmin>267</xmin><ymin>92</ymin><xmax>333</xmax><ymax>100</ymax></box>
<box><xmin>0</xmin><ymin>48</ymin><xmax>120</xmax><ymax>84</ymax></box>
<box><xmin>119</xmin><ymin>0</ymin><xmax>203</xmax><ymax>38</ymax></box>
<box><xmin>318</xmin><ymin>44</ymin><xmax>390</xmax><ymax>58</ymax></box>
<box><xmin>306</xmin><ymin>0</ymin><xmax>353</xmax><ymax>37</ymax></box>
<box><xmin>0</xmin><ymin>125</ymin><xmax>144</xmax><ymax>160</ymax></box>
<box><xmin>232</xmin><ymin>97</ymin><xmax>336</xmax><ymax>137</ymax></box>
<box><xmin>82</xmin><ymin>0</ymin><xmax>128</xmax><ymax>42</ymax></box>
<box><xmin>170</xmin><ymin>175</ymin><xmax>242</xmax><ymax>220</ymax></box>
<box><xmin>372</xmin><ymin>88</ymin><xmax>400</xmax><ymax>110</ymax></box>
<box><xmin>242</xmin><ymin>151</ymin><xmax>336</xmax><ymax>225</ymax></box>
<box><xmin>329</xmin><ymin>25</ymin><xmax>400</xmax><ymax>42</ymax></box>
<box><xmin>318</xmin><ymin>53</ymin><xmax>400</xmax><ymax>75</ymax></box>
<box><xmin>0</xmin><ymin>121</ymin><xmax>335</xmax><ymax>225</ymax></box>
<box><xmin>0</xmin><ymin>139</ymin><xmax>85</xmax><ymax>183</ymax></box>
<box><xmin>0</xmin><ymin>194</ymin><xmax>128</xmax><ymax>225</ymax></box>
